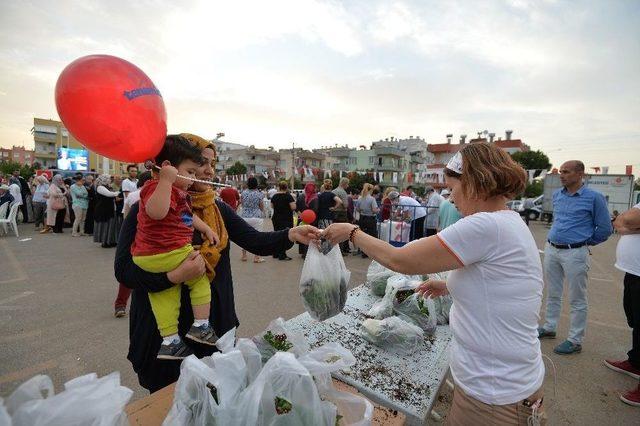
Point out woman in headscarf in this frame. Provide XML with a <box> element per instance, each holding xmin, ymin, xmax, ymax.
<box><xmin>41</xmin><ymin>174</ymin><xmax>67</xmax><ymax>234</ymax></box>
<box><xmin>297</xmin><ymin>182</ymin><xmax>319</xmax><ymax>258</ymax></box>
<box><xmin>32</xmin><ymin>175</ymin><xmax>49</xmax><ymax>230</ymax></box>
<box><xmin>93</xmin><ymin>174</ymin><xmax>119</xmax><ymax>248</ymax></box>
<box><xmin>114</xmin><ymin>133</ymin><xmax>320</xmax><ymax>392</ymax></box>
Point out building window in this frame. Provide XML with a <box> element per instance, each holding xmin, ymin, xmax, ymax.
<box><xmin>378</xmin><ymin>157</ymin><xmax>383</xmax><ymax>166</ymax></box>
<box><xmin>369</xmin><ymin>156</ymin><xmax>374</xmax><ymax>164</ymax></box>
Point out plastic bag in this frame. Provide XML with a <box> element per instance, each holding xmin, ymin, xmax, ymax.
<box><xmin>366</xmin><ymin>275</ymin><xmax>420</xmax><ymax>319</ymax></box>
<box><xmin>366</xmin><ymin>261</ymin><xmax>396</xmax><ymax>297</ymax></box>
<box><xmin>0</xmin><ymin>399</ymin><xmax>10</xmax><ymax>426</ymax></box>
<box><xmin>299</xmin><ymin>244</ymin><xmax>350</xmax><ymax>321</ymax></box>
<box><xmin>360</xmin><ymin>316</ymin><xmax>424</xmax><ymax>355</ymax></box>
<box><xmin>299</xmin><ymin>344</ymin><xmax>373</xmax><ymax>426</ymax></box>
<box><xmin>163</xmin><ymin>356</ymin><xmax>224</xmax><ymax>426</ymax></box>
<box><xmin>7</xmin><ymin>372</ymin><xmax>132</xmax><ymax>426</ymax></box>
<box><xmin>432</xmin><ymin>295</ymin><xmax>453</xmax><ymax>325</ymax></box>
<box><xmin>235</xmin><ymin>352</ymin><xmax>334</xmax><ymax>426</ymax></box>
<box><xmin>393</xmin><ymin>293</ymin><xmax>437</xmax><ymax>335</ymax></box>
<box><xmin>252</xmin><ymin>318</ymin><xmax>310</xmax><ymax>364</ymax></box>
<box><xmin>216</xmin><ymin>327</ymin><xmax>263</xmax><ymax>385</ymax></box>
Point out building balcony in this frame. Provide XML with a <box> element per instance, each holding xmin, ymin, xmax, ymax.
<box><xmin>375</xmin><ymin>164</ymin><xmax>401</xmax><ymax>172</ymax></box>
<box><xmin>374</xmin><ymin>147</ymin><xmax>404</xmax><ymax>157</ymax></box>
<box><xmin>35</xmin><ymin>152</ymin><xmax>57</xmax><ymax>159</ymax></box>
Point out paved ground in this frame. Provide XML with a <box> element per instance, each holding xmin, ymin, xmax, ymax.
<box><xmin>0</xmin><ymin>220</ymin><xmax>637</xmax><ymax>424</ymax></box>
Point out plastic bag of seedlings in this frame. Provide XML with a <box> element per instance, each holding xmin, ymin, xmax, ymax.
<box><xmin>366</xmin><ymin>260</ymin><xmax>396</xmax><ymax>297</ymax></box>
<box><xmin>299</xmin><ymin>344</ymin><xmax>374</xmax><ymax>426</ymax></box>
<box><xmin>299</xmin><ymin>243</ymin><xmax>350</xmax><ymax>321</ymax></box>
<box><xmin>6</xmin><ymin>372</ymin><xmax>132</xmax><ymax>426</ymax></box>
<box><xmin>235</xmin><ymin>352</ymin><xmax>335</xmax><ymax>426</ymax></box>
<box><xmin>360</xmin><ymin>316</ymin><xmax>424</xmax><ymax>355</ymax></box>
<box><xmin>432</xmin><ymin>295</ymin><xmax>453</xmax><ymax>325</ymax></box>
<box><xmin>215</xmin><ymin>327</ymin><xmax>263</xmax><ymax>385</ymax></box>
<box><xmin>164</xmin><ymin>356</ymin><xmax>224</xmax><ymax>426</ymax></box>
<box><xmin>393</xmin><ymin>293</ymin><xmax>437</xmax><ymax>335</ymax></box>
<box><xmin>366</xmin><ymin>275</ymin><xmax>421</xmax><ymax>319</ymax></box>
<box><xmin>252</xmin><ymin>317</ymin><xmax>310</xmax><ymax>364</ymax></box>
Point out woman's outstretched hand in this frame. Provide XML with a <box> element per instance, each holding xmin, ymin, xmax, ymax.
<box><xmin>321</xmin><ymin>223</ymin><xmax>357</xmax><ymax>245</ymax></box>
<box><xmin>289</xmin><ymin>225</ymin><xmax>322</xmax><ymax>245</ymax></box>
<box><xmin>415</xmin><ymin>279</ymin><xmax>448</xmax><ymax>299</ymax></box>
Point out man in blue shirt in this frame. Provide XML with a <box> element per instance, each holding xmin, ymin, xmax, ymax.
<box><xmin>538</xmin><ymin>160</ymin><xmax>613</xmax><ymax>355</ymax></box>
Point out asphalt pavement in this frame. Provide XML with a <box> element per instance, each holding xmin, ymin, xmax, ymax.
<box><xmin>0</xmin><ymin>220</ymin><xmax>637</xmax><ymax>424</ymax></box>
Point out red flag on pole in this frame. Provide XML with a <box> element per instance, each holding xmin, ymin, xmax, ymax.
<box><xmin>626</xmin><ymin>165</ymin><xmax>633</xmax><ymax>175</ymax></box>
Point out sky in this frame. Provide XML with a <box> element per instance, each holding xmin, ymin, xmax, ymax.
<box><xmin>1</xmin><ymin>0</ymin><xmax>639</xmax><ymax>172</ymax></box>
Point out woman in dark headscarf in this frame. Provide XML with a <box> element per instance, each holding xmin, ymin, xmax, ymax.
<box><xmin>93</xmin><ymin>174</ymin><xmax>119</xmax><ymax>248</ymax></box>
<box><xmin>115</xmin><ymin>134</ymin><xmax>320</xmax><ymax>392</ymax></box>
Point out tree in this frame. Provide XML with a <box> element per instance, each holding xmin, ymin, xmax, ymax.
<box><xmin>524</xmin><ymin>181</ymin><xmax>543</xmax><ymax>197</ymax></box>
<box><xmin>511</xmin><ymin>150</ymin><xmax>551</xmax><ymax>175</ymax></box>
<box><xmin>0</xmin><ymin>160</ymin><xmax>36</xmax><ymax>180</ymax></box>
<box><xmin>635</xmin><ymin>177</ymin><xmax>640</xmax><ymax>191</ymax></box>
<box><xmin>225</xmin><ymin>161</ymin><xmax>247</xmax><ymax>176</ymax></box>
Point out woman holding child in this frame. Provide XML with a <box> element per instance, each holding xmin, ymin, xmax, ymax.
<box><xmin>115</xmin><ymin>133</ymin><xmax>319</xmax><ymax>393</ymax></box>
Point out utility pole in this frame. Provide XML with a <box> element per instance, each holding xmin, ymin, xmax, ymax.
<box><xmin>290</xmin><ymin>142</ymin><xmax>296</xmax><ymax>190</ymax></box>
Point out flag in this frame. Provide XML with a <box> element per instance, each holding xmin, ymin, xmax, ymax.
<box><xmin>601</xmin><ymin>166</ymin><xmax>609</xmax><ymax>175</ymax></box>
<box><xmin>626</xmin><ymin>165</ymin><xmax>633</xmax><ymax>175</ymax></box>
<box><xmin>527</xmin><ymin>170</ymin><xmax>536</xmax><ymax>184</ymax></box>
<box><xmin>591</xmin><ymin>167</ymin><xmax>600</xmax><ymax>174</ymax></box>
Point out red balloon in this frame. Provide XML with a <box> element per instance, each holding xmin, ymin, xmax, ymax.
<box><xmin>300</xmin><ymin>209</ymin><xmax>316</xmax><ymax>224</ymax></box>
<box><xmin>55</xmin><ymin>55</ymin><xmax>167</xmax><ymax>163</ymax></box>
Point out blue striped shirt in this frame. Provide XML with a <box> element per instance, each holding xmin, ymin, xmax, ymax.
<box><xmin>548</xmin><ymin>185</ymin><xmax>612</xmax><ymax>246</ymax></box>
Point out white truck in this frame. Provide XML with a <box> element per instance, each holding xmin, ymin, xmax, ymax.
<box><xmin>541</xmin><ymin>174</ymin><xmax>635</xmax><ymax>222</ymax></box>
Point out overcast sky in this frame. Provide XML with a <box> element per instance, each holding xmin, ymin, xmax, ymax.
<box><xmin>1</xmin><ymin>0</ymin><xmax>639</xmax><ymax>172</ymax></box>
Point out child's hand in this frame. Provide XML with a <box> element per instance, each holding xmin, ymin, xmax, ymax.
<box><xmin>203</xmin><ymin>227</ymin><xmax>220</xmax><ymax>245</ymax></box>
<box><xmin>158</xmin><ymin>161</ymin><xmax>178</xmax><ymax>184</ymax></box>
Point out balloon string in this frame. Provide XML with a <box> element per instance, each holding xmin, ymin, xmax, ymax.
<box><xmin>144</xmin><ymin>161</ymin><xmax>232</xmax><ymax>188</ymax></box>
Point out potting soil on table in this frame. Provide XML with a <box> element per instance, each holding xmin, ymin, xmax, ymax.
<box><xmin>287</xmin><ymin>284</ymin><xmax>452</xmax><ymax>425</ymax></box>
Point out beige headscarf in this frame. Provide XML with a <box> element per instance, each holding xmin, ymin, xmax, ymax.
<box><xmin>180</xmin><ymin>133</ymin><xmax>228</xmax><ymax>281</ymax></box>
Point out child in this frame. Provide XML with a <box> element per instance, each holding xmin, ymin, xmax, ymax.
<box><xmin>131</xmin><ymin>135</ymin><xmax>220</xmax><ymax>360</ymax></box>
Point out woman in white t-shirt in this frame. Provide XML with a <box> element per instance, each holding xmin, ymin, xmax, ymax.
<box><xmin>323</xmin><ymin>142</ymin><xmax>546</xmax><ymax>425</ymax></box>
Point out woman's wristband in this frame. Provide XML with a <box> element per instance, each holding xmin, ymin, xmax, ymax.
<box><xmin>349</xmin><ymin>225</ymin><xmax>360</xmax><ymax>244</ymax></box>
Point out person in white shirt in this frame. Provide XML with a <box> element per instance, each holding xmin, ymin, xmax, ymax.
<box><xmin>121</xmin><ymin>164</ymin><xmax>139</xmax><ymax>198</ymax></box>
<box><xmin>387</xmin><ymin>191</ymin><xmax>427</xmax><ymax>241</ymax></box>
<box><xmin>8</xmin><ymin>178</ymin><xmax>23</xmax><ymax>206</ymax></box>
<box><xmin>424</xmin><ymin>188</ymin><xmax>444</xmax><ymax>237</ymax></box>
<box><xmin>323</xmin><ymin>142</ymin><xmax>546</xmax><ymax>424</ymax></box>
<box><xmin>605</xmin><ymin>203</ymin><xmax>640</xmax><ymax>407</ymax></box>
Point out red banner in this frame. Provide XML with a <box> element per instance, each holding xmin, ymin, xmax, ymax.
<box><xmin>626</xmin><ymin>165</ymin><xmax>633</xmax><ymax>175</ymax></box>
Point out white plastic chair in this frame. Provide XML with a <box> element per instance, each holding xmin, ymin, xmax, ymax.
<box><xmin>0</xmin><ymin>202</ymin><xmax>8</xmax><ymax>221</ymax></box>
<box><xmin>0</xmin><ymin>203</ymin><xmax>20</xmax><ymax>237</ymax></box>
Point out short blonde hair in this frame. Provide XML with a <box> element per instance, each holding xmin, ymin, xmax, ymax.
<box><xmin>361</xmin><ymin>183</ymin><xmax>374</xmax><ymax>198</ymax></box>
<box><xmin>445</xmin><ymin>143</ymin><xmax>526</xmax><ymax>200</ymax></box>
<box><xmin>383</xmin><ymin>186</ymin><xmax>397</xmax><ymax>199</ymax></box>
<box><xmin>322</xmin><ymin>179</ymin><xmax>333</xmax><ymax>191</ymax></box>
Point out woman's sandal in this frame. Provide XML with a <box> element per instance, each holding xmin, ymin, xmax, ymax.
<box><xmin>253</xmin><ymin>258</ymin><xmax>265</xmax><ymax>263</ymax></box>
<box><xmin>241</xmin><ymin>257</ymin><xmax>248</xmax><ymax>262</ymax></box>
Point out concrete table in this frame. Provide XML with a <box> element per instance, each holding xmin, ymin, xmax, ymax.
<box><xmin>287</xmin><ymin>284</ymin><xmax>452</xmax><ymax>425</ymax></box>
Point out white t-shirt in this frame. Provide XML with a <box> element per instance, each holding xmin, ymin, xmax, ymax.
<box><xmin>267</xmin><ymin>188</ymin><xmax>277</xmax><ymax>199</ymax></box>
<box><xmin>398</xmin><ymin>195</ymin><xmax>427</xmax><ymax>220</ymax></box>
<box><xmin>425</xmin><ymin>192</ymin><xmax>444</xmax><ymax>229</ymax></box>
<box><xmin>121</xmin><ymin>178</ymin><xmax>138</xmax><ymax>195</ymax></box>
<box><xmin>123</xmin><ymin>189</ymin><xmax>141</xmax><ymax>218</ymax></box>
<box><xmin>615</xmin><ymin>203</ymin><xmax>640</xmax><ymax>277</ymax></box>
<box><xmin>438</xmin><ymin>210</ymin><xmax>545</xmax><ymax>405</ymax></box>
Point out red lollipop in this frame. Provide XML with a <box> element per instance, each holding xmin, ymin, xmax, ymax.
<box><xmin>300</xmin><ymin>209</ymin><xmax>316</xmax><ymax>224</ymax></box>
<box><xmin>55</xmin><ymin>55</ymin><xmax>167</xmax><ymax>163</ymax></box>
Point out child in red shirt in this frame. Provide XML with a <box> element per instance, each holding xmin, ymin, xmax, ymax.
<box><xmin>132</xmin><ymin>136</ymin><xmax>220</xmax><ymax>360</ymax></box>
